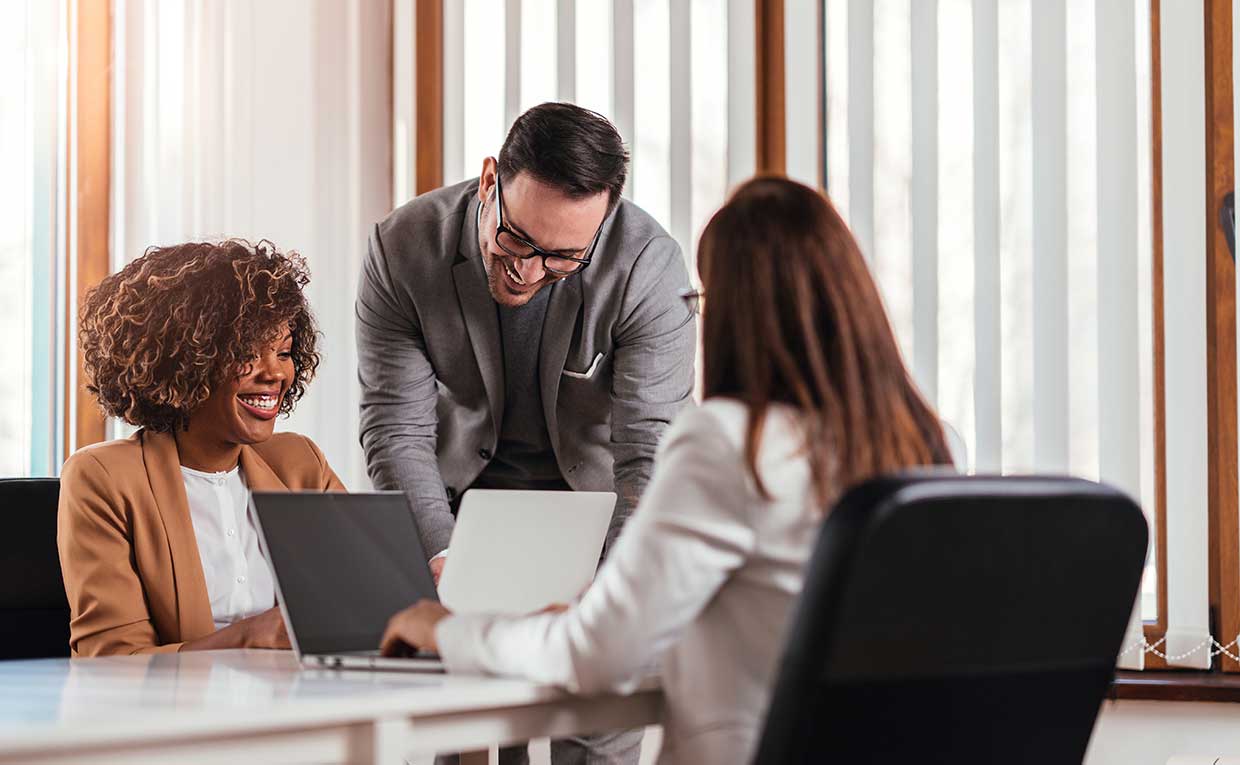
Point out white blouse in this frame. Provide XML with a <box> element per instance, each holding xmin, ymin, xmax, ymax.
<box><xmin>436</xmin><ymin>399</ymin><xmax>823</xmax><ymax>765</ymax></box>
<box><xmin>180</xmin><ymin>465</ymin><xmax>276</xmax><ymax>630</ymax></box>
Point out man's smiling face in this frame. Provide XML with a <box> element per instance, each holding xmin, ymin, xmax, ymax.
<box><xmin>476</xmin><ymin>158</ymin><xmax>609</xmax><ymax>307</ymax></box>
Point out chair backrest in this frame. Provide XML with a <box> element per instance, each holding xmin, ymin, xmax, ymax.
<box><xmin>753</xmin><ymin>474</ymin><xmax>1148</xmax><ymax>765</ymax></box>
<box><xmin>0</xmin><ymin>478</ymin><xmax>70</xmax><ymax>659</ymax></box>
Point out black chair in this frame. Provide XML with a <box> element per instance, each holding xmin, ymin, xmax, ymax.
<box><xmin>0</xmin><ymin>478</ymin><xmax>71</xmax><ymax>659</ymax></box>
<box><xmin>753</xmin><ymin>474</ymin><xmax>1148</xmax><ymax>765</ymax></box>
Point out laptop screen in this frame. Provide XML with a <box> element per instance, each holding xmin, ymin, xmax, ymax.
<box><xmin>250</xmin><ymin>491</ymin><xmax>438</xmax><ymax>656</ymax></box>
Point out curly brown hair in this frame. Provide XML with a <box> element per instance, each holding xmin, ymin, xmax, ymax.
<box><xmin>80</xmin><ymin>239</ymin><xmax>321</xmax><ymax>433</ymax></box>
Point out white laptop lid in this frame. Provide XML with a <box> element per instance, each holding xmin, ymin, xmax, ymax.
<box><xmin>437</xmin><ymin>490</ymin><xmax>616</xmax><ymax>615</ymax></box>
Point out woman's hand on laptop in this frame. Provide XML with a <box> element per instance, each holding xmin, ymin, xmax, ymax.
<box><xmin>381</xmin><ymin>600</ymin><xmax>452</xmax><ymax>656</ymax></box>
<box><xmin>180</xmin><ymin>606</ymin><xmax>291</xmax><ymax>651</ymax></box>
<box><xmin>241</xmin><ymin>607</ymin><xmax>292</xmax><ymax>649</ymax></box>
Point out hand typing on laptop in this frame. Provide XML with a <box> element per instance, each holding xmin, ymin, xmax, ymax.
<box><xmin>381</xmin><ymin>600</ymin><xmax>451</xmax><ymax>656</ymax></box>
<box><xmin>381</xmin><ymin>600</ymin><xmax>571</xmax><ymax>657</ymax></box>
<box><xmin>250</xmin><ymin>489</ymin><xmax>612</xmax><ymax>672</ymax></box>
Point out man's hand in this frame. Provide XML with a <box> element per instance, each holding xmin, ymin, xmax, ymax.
<box><xmin>380</xmin><ymin>600</ymin><xmax>452</xmax><ymax>656</ymax></box>
<box><xmin>240</xmin><ymin>607</ymin><xmax>291</xmax><ymax>649</ymax></box>
<box><xmin>429</xmin><ymin>554</ymin><xmax>447</xmax><ymax>586</ymax></box>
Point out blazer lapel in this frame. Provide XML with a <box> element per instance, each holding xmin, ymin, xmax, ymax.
<box><xmin>140</xmin><ymin>430</ymin><xmax>215</xmax><ymax>642</ymax></box>
<box><xmin>238</xmin><ymin>446</ymin><xmax>289</xmax><ymax>492</ymax></box>
<box><xmin>539</xmin><ymin>276</ymin><xmax>583</xmax><ymax>458</ymax></box>
<box><xmin>454</xmin><ymin>196</ymin><xmax>505</xmax><ymax>436</ymax></box>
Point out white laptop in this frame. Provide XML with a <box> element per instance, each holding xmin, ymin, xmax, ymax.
<box><xmin>251</xmin><ymin>489</ymin><xmax>615</xmax><ymax>672</ymax></box>
<box><xmin>437</xmin><ymin>489</ymin><xmax>616</xmax><ymax>615</ymax></box>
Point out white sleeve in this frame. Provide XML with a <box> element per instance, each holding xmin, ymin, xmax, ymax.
<box><xmin>435</xmin><ymin>407</ymin><xmax>756</xmax><ymax>695</ymax></box>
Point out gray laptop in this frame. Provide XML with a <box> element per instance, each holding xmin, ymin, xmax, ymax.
<box><xmin>438</xmin><ymin>489</ymin><xmax>616</xmax><ymax>614</ymax></box>
<box><xmin>250</xmin><ymin>491</ymin><xmax>444</xmax><ymax>672</ymax></box>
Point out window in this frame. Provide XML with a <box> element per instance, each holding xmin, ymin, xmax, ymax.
<box><xmin>433</xmin><ymin>0</ymin><xmax>750</xmax><ymax>264</ymax></box>
<box><xmin>815</xmin><ymin>0</ymin><xmax>1240</xmax><ymax>672</ymax></box>
<box><xmin>107</xmin><ymin>0</ymin><xmax>391</xmax><ymax>489</ymax></box>
<box><xmin>0</xmin><ymin>0</ymin><xmax>66</xmax><ymax>478</ymax></box>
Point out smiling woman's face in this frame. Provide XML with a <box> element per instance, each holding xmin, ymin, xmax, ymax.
<box><xmin>187</xmin><ymin>326</ymin><xmax>295</xmax><ymax>447</ymax></box>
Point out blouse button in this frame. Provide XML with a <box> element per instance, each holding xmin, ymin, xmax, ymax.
<box><xmin>236</xmin><ymin>575</ymin><xmax>246</xmax><ymax>584</ymax></box>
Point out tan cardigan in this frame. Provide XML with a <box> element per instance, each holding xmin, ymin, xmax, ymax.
<box><xmin>57</xmin><ymin>430</ymin><xmax>345</xmax><ymax>656</ymax></box>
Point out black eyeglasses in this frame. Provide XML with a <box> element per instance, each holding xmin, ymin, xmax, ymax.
<box><xmin>492</xmin><ymin>173</ymin><xmax>602</xmax><ymax>277</ymax></box>
<box><xmin>678</xmin><ymin>287</ymin><xmax>703</xmax><ymax>315</ymax></box>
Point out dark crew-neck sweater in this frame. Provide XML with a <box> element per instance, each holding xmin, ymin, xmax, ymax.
<box><xmin>471</xmin><ymin>285</ymin><xmax>570</xmax><ymax>492</ymax></box>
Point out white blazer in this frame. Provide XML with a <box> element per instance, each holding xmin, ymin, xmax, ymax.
<box><xmin>436</xmin><ymin>398</ymin><xmax>823</xmax><ymax>764</ymax></box>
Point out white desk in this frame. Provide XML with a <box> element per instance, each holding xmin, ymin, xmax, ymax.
<box><xmin>0</xmin><ymin>650</ymin><xmax>663</xmax><ymax>764</ymax></box>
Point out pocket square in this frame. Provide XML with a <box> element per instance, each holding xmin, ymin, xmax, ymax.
<box><xmin>562</xmin><ymin>352</ymin><xmax>605</xmax><ymax>380</ymax></box>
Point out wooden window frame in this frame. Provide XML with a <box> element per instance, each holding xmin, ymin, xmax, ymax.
<box><xmin>65</xmin><ymin>0</ymin><xmax>111</xmax><ymax>458</ymax></box>
<box><xmin>415</xmin><ymin>0</ymin><xmax>443</xmax><ymax>195</ymax></box>
<box><xmin>1204</xmin><ymin>0</ymin><xmax>1239</xmax><ymax>674</ymax></box>
<box><xmin>1145</xmin><ymin>0</ymin><xmax>1239</xmax><ymax>674</ymax></box>
<box><xmin>756</xmin><ymin>0</ymin><xmax>786</xmax><ymax>175</ymax></box>
<box><xmin>1142</xmin><ymin>0</ymin><xmax>1170</xmax><ymax>670</ymax></box>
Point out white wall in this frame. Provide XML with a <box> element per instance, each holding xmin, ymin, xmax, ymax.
<box><xmin>113</xmin><ymin>0</ymin><xmax>393</xmax><ymax>489</ymax></box>
<box><xmin>1085</xmin><ymin>700</ymin><xmax>1240</xmax><ymax>764</ymax></box>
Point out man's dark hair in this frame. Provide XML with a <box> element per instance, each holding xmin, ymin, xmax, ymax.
<box><xmin>497</xmin><ymin>102</ymin><xmax>629</xmax><ymax>210</ymax></box>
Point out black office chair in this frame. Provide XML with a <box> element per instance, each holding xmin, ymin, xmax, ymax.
<box><xmin>753</xmin><ymin>474</ymin><xmax>1148</xmax><ymax>765</ymax></box>
<box><xmin>0</xmin><ymin>478</ymin><xmax>71</xmax><ymax>659</ymax></box>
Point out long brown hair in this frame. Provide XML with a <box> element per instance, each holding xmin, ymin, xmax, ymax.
<box><xmin>699</xmin><ymin>177</ymin><xmax>950</xmax><ymax>507</ymax></box>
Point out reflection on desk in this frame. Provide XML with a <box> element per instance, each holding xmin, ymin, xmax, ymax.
<box><xmin>0</xmin><ymin>649</ymin><xmax>663</xmax><ymax>764</ymax></box>
<box><xmin>5</xmin><ymin>650</ymin><xmax>446</xmax><ymax>726</ymax></box>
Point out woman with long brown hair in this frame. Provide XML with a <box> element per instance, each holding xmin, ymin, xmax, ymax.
<box><xmin>380</xmin><ymin>177</ymin><xmax>951</xmax><ymax>764</ymax></box>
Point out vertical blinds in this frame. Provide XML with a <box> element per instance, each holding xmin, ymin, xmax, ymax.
<box><xmin>109</xmin><ymin>0</ymin><xmax>392</xmax><ymax>490</ymax></box>
<box><xmin>441</xmin><ymin>0</ymin><xmax>756</xmax><ymax>264</ymax></box>
<box><xmin>436</xmin><ymin>0</ymin><xmax>1213</xmax><ymax>668</ymax></box>
<box><xmin>815</xmin><ymin>0</ymin><xmax>1206</xmax><ymax>667</ymax></box>
<box><xmin>1158</xmin><ymin>0</ymin><xmax>1210</xmax><ymax>670</ymax></box>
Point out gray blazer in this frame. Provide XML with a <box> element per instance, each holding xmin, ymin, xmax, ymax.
<box><xmin>356</xmin><ymin>179</ymin><xmax>697</xmax><ymax>558</ymax></box>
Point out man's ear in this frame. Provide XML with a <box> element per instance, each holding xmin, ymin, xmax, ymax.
<box><xmin>477</xmin><ymin>157</ymin><xmax>498</xmax><ymax>203</ymax></box>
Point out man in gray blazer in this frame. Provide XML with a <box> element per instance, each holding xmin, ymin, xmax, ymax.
<box><xmin>356</xmin><ymin>103</ymin><xmax>695</xmax><ymax>764</ymax></box>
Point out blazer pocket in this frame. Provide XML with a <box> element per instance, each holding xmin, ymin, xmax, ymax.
<box><xmin>562</xmin><ymin>352</ymin><xmax>605</xmax><ymax>380</ymax></box>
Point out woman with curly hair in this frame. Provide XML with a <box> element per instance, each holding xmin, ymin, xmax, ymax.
<box><xmin>58</xmin><ymin>240</ymin><xmax>345</xmax><ymax>657</ymax></box>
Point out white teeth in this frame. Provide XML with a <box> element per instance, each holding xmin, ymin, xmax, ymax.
<box><xmin>239</xmin><ymin>394</ymin><xmax>278</xmax><ymax>411</ymax></box>
<box><xmin>504</xmin><ymin>261</ymin><xmax>526</xmax><ymax>285</ymax></box>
